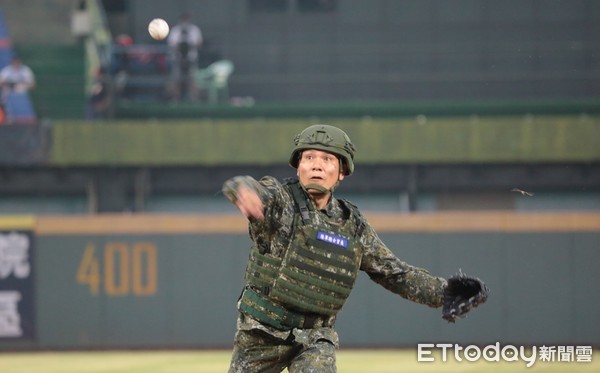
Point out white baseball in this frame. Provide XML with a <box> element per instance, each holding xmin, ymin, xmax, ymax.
<box><xmin>148</xmin><ymin>18</ymin><xmax>169</xmax><ymax>40</ymax></box>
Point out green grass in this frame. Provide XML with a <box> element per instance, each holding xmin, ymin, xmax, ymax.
<box><xmin>0</xmin><ymin>349</ymin><xmax>598</xmax><ymax>372</ymax></box>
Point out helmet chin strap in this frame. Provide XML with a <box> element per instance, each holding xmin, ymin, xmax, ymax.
<box><xmin>303</xmin><ymin>183</ymin><xmax>331</xmax><ymax>195</ymax></box>
<box><xmin>301</xmin><ymin>177</ymin><xmax>341</xmax><ymax>196</ymax></box>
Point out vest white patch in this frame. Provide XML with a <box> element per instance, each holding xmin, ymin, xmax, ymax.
<box><xmin>316</xmin><ymin>231</ymin><xmax>348</xmax><ymax>248</ymax></box>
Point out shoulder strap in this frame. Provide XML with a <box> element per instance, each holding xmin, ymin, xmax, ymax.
<box><xmin>339</xmin><ymin>199</ymin><xmax>366</xmax><ymax>238</ymax></box>
<box><xmin>284</xmin><ymin>178</ymin><xmax>312</xmax><ymax>225</ymax></box>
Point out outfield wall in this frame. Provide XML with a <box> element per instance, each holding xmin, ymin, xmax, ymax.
<box><xmin>1</xmin><ymin>212</ymin><xmax>599</xmax><ymax>350</ymax></box>
<box><xmin>50</xmin><ymin>116</ymin><xmax>600</xmax><ymax>166</ymax></box>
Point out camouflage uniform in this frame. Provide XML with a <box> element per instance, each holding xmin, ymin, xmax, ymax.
<box><xmin>223</xmin><ymin>175</ymin><xmax>446</xmax><ymax>373</ymax></box>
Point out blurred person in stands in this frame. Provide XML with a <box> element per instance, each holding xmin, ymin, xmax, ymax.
<box><xmin>86</xmin><ymin>66</ymin><xmax>112</xmax><ymax>122</ymax></box>
<box><xmin>111</xmin><ymin>34</ymin><xmax>134</xmax><ymax>100</ymax></box>
<box><xmin>0</xmin><ymin>56</ymin><xmax>36</xmax><ymax>125</ymax></box>
<box><xmin>167</xmin><ymin>12</ymin><xmax>203</xmax><ymax>101</ymax></box>
<box><xmin>0</xmin><ymin>56</ymin><xmax>35</xmax><ymax>97</ymax></box>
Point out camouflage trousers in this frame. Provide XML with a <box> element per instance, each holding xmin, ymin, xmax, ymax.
<box><xmin>228</xmin><ymin>328</ymin><xmax>337</xmax><ymax>373</ymax></box>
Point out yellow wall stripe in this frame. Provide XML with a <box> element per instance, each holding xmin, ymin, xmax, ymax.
<box><xmin>0</xmin><ymin>215</ymin><xmax>36</xmax><ymax>230</ymax></box>
<box><xmin>35</xmin><ymin>214</ymin><xmax>248</xmax><ymax>235</ymax></box>
<box><xmin>32</xmin><ymin>212</ymin><xmax>600</xmax><ymax>235</ymax></box>
<box><xmin>367</xmin><ymin>212</ymin><xmax>600</xmax><ymax>233</ymax></box>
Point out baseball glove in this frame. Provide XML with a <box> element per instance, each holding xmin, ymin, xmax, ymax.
<box><xmin>442</xmin><ymin>270</ymin><xmax>489</xmax><ymax>323</ymax></box>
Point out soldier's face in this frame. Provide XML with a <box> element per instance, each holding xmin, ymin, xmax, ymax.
<box><xmin>297</xmin><ymin>149</ymin><xmax>344</xmax><ymax>190</ymax></box>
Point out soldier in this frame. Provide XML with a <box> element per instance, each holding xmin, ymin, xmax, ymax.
<box><xmin>223</xmin><ymin>124</ymin><xmax>486</xmax><ymax>372</ymax></box>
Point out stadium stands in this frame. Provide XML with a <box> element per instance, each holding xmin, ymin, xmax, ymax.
<box><xmin>0</xmin><ymin>9</ymin><xmax>11</xmax><ymax>68</ymax></box>
<box><xmin>0</xmin><ymin>7</ymin><xmax>37</xmax><ymax>124</ymax></box>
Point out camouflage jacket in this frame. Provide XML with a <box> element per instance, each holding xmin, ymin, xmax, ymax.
<box><xmin>223</xmin><ymin>175</ymin><xmax>446</xmax><ymax>340</ymax></box>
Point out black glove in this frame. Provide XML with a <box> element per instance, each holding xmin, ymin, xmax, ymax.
<box><xmin>442</xmin><ymin>270</ymin><xmax>489</xmax><ymax>323</ymax></box>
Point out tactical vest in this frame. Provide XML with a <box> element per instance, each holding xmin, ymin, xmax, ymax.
<box><xmin>240</xmin><ymin>180</ymin><xmax>366</xmax><ymax>330</ymax></box>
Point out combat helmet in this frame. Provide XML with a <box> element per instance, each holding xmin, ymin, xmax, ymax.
<box><xmin>289</xmin><ymin>124</ymin><xmax>355</xmax><ymax>176</ymax></box>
